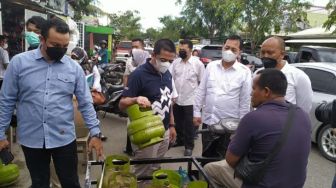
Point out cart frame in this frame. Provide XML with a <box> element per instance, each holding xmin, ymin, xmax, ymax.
<box><xmin>84</xmin><ymin>156</ymin><xmax>220</xmax><ymax>188</ymax></box>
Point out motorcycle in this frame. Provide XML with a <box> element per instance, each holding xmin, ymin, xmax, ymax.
<box><xmin>197</xmin><ymin>118</ymin><xmax>239</xmax><ymax>159</ymax></box>
<box><xmin>98</xmin><ymin>63</ymin><xmax>124</xmax><ymax>86</ymax></box>
<box><xmin>95</xmin><ymin>66</ymin><xmax>127</xmax><ymax>118</ymax></box>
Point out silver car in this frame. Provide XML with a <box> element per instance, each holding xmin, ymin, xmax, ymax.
<box><xmin>293</xmin><ymin>63</ymin><xmax>336</xmax><ymax>161</ymax></box>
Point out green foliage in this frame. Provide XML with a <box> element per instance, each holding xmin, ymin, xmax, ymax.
<box><xmin>323</xmin><ymin>0</ymin><xmax>336</xmax><ymax>33</ymax></box>
<box><xmin>70</xmin><ymin>0</ymin><xmax>105</xmax><ymax>21</ymax></box>
<box><xmin>108</xmin><ymin>11</ymin><xmax>142</xmax><ymax>40</ymax></box>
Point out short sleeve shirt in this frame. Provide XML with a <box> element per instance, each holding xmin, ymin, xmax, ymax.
<box><xmin>228</xmin><ymin>101</ymin><xmax>311</xmax><ymax>188</ymax></box>
<box><xmin>122</xmin><ymin>60</ymin><xmax>173</xmax><ymax>129</ymax></box>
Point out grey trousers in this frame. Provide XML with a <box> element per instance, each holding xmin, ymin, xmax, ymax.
<box><xmin>204</xmin><ymin>160</ymin><xmax>242</xmax><ymax>188</ymax></box>
<box><xmin>132</xmin><ymin>129</ymin><xmax>170</xmax><ymax>188</ymax></box>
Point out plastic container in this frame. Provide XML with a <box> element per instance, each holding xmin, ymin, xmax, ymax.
<box><xmin>151</xmin><ymin>169</ymin><xmax>181</xmax><ymax>188</ymax></box>
<box><xmin>127</xmin><ymin>104</ymin><xmax>165</xmax><ymax>149</ymax></box>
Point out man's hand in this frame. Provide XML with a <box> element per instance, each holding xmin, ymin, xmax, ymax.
<box><xmin>136</xmin><ymin>96</ymin><xmax>151</xmax><ymax>108</ymax></box>
<box><xmin>88</xmin><ymin>137</ymin><xmax>104</xmax><ymax>161</ymax></box>
<box><xmin>193</xmin><ymin>117</ymin><xmax>202</xmax><ymax>127</ymax></box>
<box><xmin>0</xmin><ymin>140</ymin><xmax>9</xmax><ymax>151</ymax></box>
<box><xmin>169</xmin><ymin>127</ymin><xmax>177</xmax><ymax>143</ymax></box>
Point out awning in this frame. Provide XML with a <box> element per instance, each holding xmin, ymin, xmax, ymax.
<box><xmin>285</xmin><ymin>39</ymin><xmax>336</xmax><ymax>44</ymax></box>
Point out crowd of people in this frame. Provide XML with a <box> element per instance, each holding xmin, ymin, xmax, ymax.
<box><xmin>0</xmin><ymin>15</ymin><xmax>334</xmax><ymax>188</ymax></box>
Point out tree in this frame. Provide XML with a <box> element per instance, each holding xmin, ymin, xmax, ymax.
<box><xmin>176</xmin><ymin>0</ymin><xmax>244</xmax><ymax>41</ymax></box>
<box><xmin>143</xmin><ymin>27</ymin><xmax>161</xmax><ymax>41</ymax></box>
<box><xmin>108</xmin><ymin>10</ymin><xmax>142</xmax><ymax>40</ymax></box>
<box><xmin>158</xmin><ymin>16</ymin><xmax>190</xmax><ymax>42</ymax></box>
<box><xmin>68</xmin><ymin>0</ymin><xmax>105</xmax><ymax>21</ymax></box>
<box><xmin>242</xmin><ymin>0</ymin><xmax>310</xmax><ymax>53</ymax></box>
<box><xmin>323</xmin><ymin>0</ymin><xmax>336</xmax><ymax>33</ymax></box>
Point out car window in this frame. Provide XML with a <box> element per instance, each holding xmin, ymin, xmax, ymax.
<box><xmin>301</xmin><ymin>67</ymin><xmax>336</xmax><ymax>95</ymax></box>
<box><xmin>201</xmin><ymin>46</ymin><xmax>222</xmax><ymax>60</ymax></box>
<box><xmin>118</xmin><ymin>42</ymin><xmax>132</xmax><ymax>49</ymax></box>
<box><xmin>319</xmin><ymin>50</ymin><xmax>336</xmax><ymax>63</ymax></box>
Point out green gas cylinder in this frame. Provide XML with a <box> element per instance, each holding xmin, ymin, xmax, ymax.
<box><xmin>127</xmin><ymin>104</ymin><xmax>165</xmax><ymax>149</ymax></box>
<box><xmin>0</xmin><ymin>159</ymin><xmax>19</xmax><ymax>187</ymax></box>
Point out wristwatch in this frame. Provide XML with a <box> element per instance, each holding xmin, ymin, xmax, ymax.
<box><xmin>90</xmin><ymin>132</ymin><xmax>102</xmax><ymax>140</ymax></box>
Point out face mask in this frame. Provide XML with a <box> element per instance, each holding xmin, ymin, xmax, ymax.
<box><xmin>25</xmin><ymin>31</ymin><xmax>40</xmax><ymax>46</ymax></box>
<box><xmin>222</xmin><ymin>50</ymin><xmax>237</xmax><ymax>63</ymax></box>
<box><xmin>261</xmin><ymin>57</ymin><xmax>278</xmax><ymax>68</ymax></box>
<box><xmin>46</xmin><ymin>46</ymin><xmax>67</xmax><ymax>61</ymax></box>
<box><xmin>3</xmin><ymin>43</ymin><xmax>8</xmax><ymax>49</ymax></box>
<box><xmin>179</xmin><ymin>50</ymin><xmax>187</xmax><ymax>59</ymax></box>
<box><xmin>156</xmin><ymin>59</ymin><xmax>170</xmax><ymax>73</ymax></box>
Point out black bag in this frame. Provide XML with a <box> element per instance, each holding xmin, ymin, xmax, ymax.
<box><xmin>234</xmin><ymin>104</ymin><xmax>296</xmax><ymax>185</ymax></box>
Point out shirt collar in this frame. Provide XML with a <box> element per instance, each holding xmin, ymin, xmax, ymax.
<box><xmin>34</xmin><ymin>46</ymin><xmax>66</xmax><ymax>64</ymax></box>
<box><xmin>217</xmin><ymin>60</ymin><xmax>239</xmax><ymax>70</ymax></box>
<box><xmin>259</xmin><ymin>100</ymin><xmax>289</xmax><ymax>108</ymax></box>
<box><xmin>280</xmin><ymin>60</ymin><xmax>290</xmax><ymax>72</ymax></box>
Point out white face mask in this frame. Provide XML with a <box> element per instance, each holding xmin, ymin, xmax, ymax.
<box><xmin>222</xmin><ymin>50</ymin><xmax>237</xmax><ymax>63</ymax></box>
<box><xmin>3</xmin><ymin>43</ymin><xmax>8</xmax><ymax>49</ymax></box>
<box><xmin>156</xmin><ymin>59</ymin><xmax>170</xmax><ymax>73</ymax></box>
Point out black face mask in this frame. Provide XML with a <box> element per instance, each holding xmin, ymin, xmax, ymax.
<box><xmin>46</xmin><ymin>46</ymin><xmax>67</xmax><ymax>61</ymax></box>
<box><xmin>261</xmin><ymin>57</ymin><xmax>278</xmax><ymax>68</ymax></box>
<box><xmin>179</xmin><ymin>50</ymin><xmax>188</xmax><ymax>59</ymax></box>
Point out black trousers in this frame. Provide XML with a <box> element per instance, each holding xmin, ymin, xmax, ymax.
<box><xmin>21</xmin><ymin>140</ymin><xmax>80</xmax><ymax>188</ymax></box>
<box><xmin>173</xmin><ymin>104</ymin><xmax>195</xmax><ymax>150</ymax></box>
<box><xmin>201</xmin><ymin>123</ymin><xmax>231</xmax><ymax>158</ymax></box>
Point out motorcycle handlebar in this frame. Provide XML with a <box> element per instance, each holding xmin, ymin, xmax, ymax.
<box><xmin>196</xmin><ymin>129</ymin><xmax>210</xmax><ymax>134</ymax></box>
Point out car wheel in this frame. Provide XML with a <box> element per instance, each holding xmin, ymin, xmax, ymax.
<box><xmin>317</xmin><ymin>124</ymin><xmax>336</xmax><ymax>162</ymax></box>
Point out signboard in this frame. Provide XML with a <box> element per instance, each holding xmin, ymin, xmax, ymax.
<box><xmin>47</xmin><ymin>0</ymin><xmax>65</xmax><ymax>13</ymax></box>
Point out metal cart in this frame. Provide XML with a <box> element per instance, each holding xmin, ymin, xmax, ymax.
<box><xmin>84</xmin><ymin>156</ymin><xmax>220</xmax><ymax>188</ymax></box>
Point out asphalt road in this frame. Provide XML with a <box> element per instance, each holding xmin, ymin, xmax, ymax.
<box><xmin>9</xmin><ymin>112</ymin><xmax>336</xmax><ymax>188</ymax></box>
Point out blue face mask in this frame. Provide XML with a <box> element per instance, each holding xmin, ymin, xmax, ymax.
<box><xmin>25</xmin><ymin>32</ymin><xmax>40</xmax><ymax>46</ymax></box>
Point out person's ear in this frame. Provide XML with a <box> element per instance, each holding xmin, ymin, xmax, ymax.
<box><xmin>263</xmin><ymin>87</ymin><xmax>272</xmax><ymax>97</ymax></box>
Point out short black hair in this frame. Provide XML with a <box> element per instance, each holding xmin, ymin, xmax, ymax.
<box><xmin>26</xmin><ymin>16</ymin><xmax>46</xmax><ymax>30</ymax></box>
<box><xmin>0</xmin><ymin>35</ymin><xmax>6</xmax><ymax>43</ymax></box>
<box><xmin>179</xmin><ymin>39</ymin><xmax>193</xmax><ymax>49</ymax></box>
<box><xmin>257</xmin><ymin>69</ymin><xmax>288</xmax><ymax>96</ymax></box>
<box><xmin>132</xmin><ymin>38</ymin><xmax>145</xmax><ymax>47</ymax></box>
<box><xmin>41</xmin><ymin>18</ymin><xmax>70</xmax><ymax>39</ymax></box>
<box><xmin>225</xmin><ymin>35</ymin><xmax>243</xmax><ymax>50</ymax></box>
<box><xmin>153</xmin><ymin>39</ymin><xmax>176</xmax><ymax>55</ymax></box>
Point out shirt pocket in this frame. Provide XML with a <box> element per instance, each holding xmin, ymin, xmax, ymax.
<box><xmin>53</xmin><ymin>73</ymin><xmax>75</xmax><ymax>93</ymax></box>
<box><xmin>186</xmin><ymin>69</ymin><xmax>197</xmax><ymax>88</ymax></box>
<box><xmin>223</xmin><ymin>78</ymin><xmax>242</xmax><ymax>95</ymax></box>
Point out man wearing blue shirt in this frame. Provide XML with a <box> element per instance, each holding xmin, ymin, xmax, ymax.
<box><xmin>0</xmin><ymin>18</ymin><xmax>104</xmax><ymax>188</ymax></box>
<box><xmin>119</xmin><ymin>39</ymin><xmax>177</xmax><ymax>187</ymax></box>
<box><xmin>98</xmin><ymin>40</ymin><xmax>109</xmax><ymax>64</ymax></box>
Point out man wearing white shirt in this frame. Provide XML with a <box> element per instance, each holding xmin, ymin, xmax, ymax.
<box><xmin>258</xmin><ymin>36</ymin><xmax>313</xmax><ymax>113</ymax></box>
<box><xmin>193</xmin><ymin>35</ymin><xmax>252</xmax><ymax>158</ymax></box>
<box><xmin>170</xmin><ymin>39</ymin><xmax>205</xmax><ymax>156</ymax></box>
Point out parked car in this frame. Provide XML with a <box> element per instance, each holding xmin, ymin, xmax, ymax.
<box><xmin>284</xmin><ymin>51</ymin><xmax>298</xmax><ymax>64</ymax></box>
<box><xmin>292</xmin><ymin>63</ymin><xmax>336</xmax><ymax>161</ymax></box>
<box><xmin>241</xmin><ymin>53</ymin><xmax>263</xmax><ymax>72</ymax></box>
<box><xmin>115</xmin><ymin>41</ymin><xmax>132</xmax><ymax>64</ymax></box>
<box><xmin>200</xmin><ymin>45</ymin><xmax>222</xmax><ymax>66</ymax></box>
<box><xmin>294</xmin><ymin>46</ymin><xmax>336</xmax><ymax>63</ymax></box>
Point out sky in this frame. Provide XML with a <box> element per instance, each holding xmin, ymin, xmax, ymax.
<box><xmin>98</xmin><ymin>0</ymin><xmax>330</xmax><ymax>30</ymax></box>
